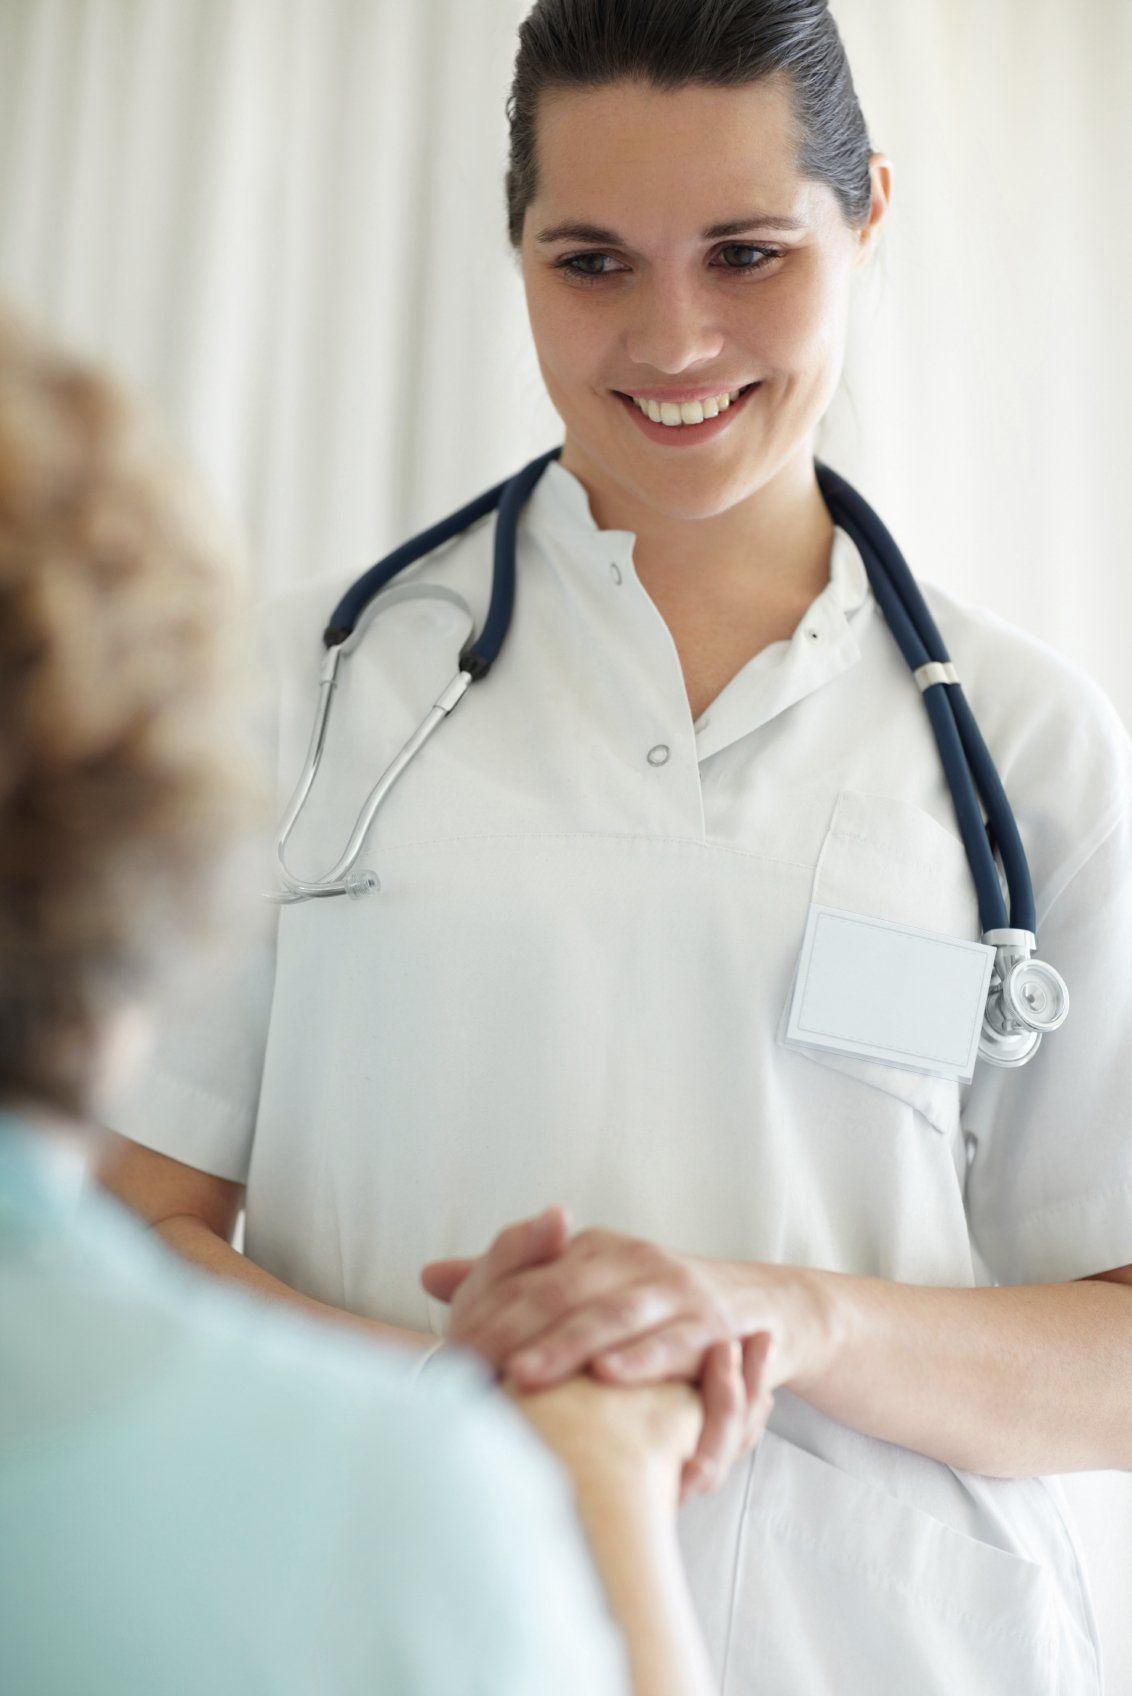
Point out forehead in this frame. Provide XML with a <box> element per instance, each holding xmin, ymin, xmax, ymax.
<box><xmin>531</xmin><ymin>78</ymin><xmax>812</xmax><ymax>231</ymax></box>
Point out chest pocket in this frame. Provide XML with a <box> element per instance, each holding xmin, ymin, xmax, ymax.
<box><xmin>776</xmin><ymin>789</ymin><xmax>983</xmax><ymax>1140</ymax></box>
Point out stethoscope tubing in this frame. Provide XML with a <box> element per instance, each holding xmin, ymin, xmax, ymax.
<box><xmin>319</xmin><ymin>444</ymin><xmax>1035</xmax><ymax>938</ymax></box>
<box><xmin>814</xmin><ymin>460</ymin><xmax>1036</xmax><ymax>937</ymax></box>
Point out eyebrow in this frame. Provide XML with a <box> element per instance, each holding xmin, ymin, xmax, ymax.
<box><xmin>534</xmin><ymin>214</ymin><xmax>807</xmax><ymax>244</ymax></box>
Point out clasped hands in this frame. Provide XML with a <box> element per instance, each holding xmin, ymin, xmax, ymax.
<box><xmin>421</xmin><ymin>1205</ymin><xmax>825</xmax><ymax>1507</ymax></box>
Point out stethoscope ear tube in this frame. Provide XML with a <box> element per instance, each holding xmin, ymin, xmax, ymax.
<box><xmin>829</xmin><ymin>468</ymin><xmax>1036</xmax><ymax>936</ymax></box>
<box><xmin>816</xmin><ymin>462</ymin><xmax>1017</xmax><ymax>935</ymax></box>
<box><xmin>458</xmin><ymin>450</ymin><xmax>556</xmax><ymax>679</ymax></box>
<box><xmin>814</xmin><ymin>461</ymin><xmax>1065</xmax><ymax>1064</ymax></box>
<box><xmin>324</xmin><ymin>477</ymin><xmax>509</xmax><ymax>645</ymax></box>
<box><xmin>269</xmin><ymin>447</ymin><xmax>560</xmax><ymax>902</ymax></box>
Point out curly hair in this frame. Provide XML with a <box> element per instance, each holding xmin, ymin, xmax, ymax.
<box><xmin>0</xmin><ymin>307</ymin><xmax>259</xmax><ymax>1116</ymax></box>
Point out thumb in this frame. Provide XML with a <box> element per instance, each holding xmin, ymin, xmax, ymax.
<box><xmin>420</xmin><ymin>1258</ymin><xmax>476</xmax><ymax>1303</ymax></box>
<box><xmin>420</xmin><ymin>1204</ymin><xmax>572</xmax><ymax>1305</ymax></box>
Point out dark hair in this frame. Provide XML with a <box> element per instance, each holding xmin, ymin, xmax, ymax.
<box><xmin>504</xmin><ymin>0</ymin><xmax>874</xmax><ymax>248</ymax></box>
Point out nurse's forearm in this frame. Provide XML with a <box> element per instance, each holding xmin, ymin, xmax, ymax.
<box><xmin>767</xmin><ymin>1267</ymin><xmax>1132</xmax><ymax>1476</ymax></box>
<box><xmin>156</xmin><ymin>1215</ymin><xmax>435</xmax><ymax>1355</ymax></box>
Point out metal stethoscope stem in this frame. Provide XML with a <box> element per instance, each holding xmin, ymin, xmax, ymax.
<box><xmin>268</xmin><ymin>583</ymin><xmax>475</xmax><ymax>904</ymax></box>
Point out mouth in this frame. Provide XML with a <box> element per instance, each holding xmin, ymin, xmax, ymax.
<box><xmin>612</xmin><ymin>381</ymin><xmax>761</xmax><ymax>445</ymax></box>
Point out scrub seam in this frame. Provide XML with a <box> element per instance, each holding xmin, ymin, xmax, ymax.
<box><xmin>1028</xmin><ymin>1477</ymin><xmax>1106</xmax><ymax>1696</ymax></box>
<box><xmin>1010</xmin><ymin>1175</ymin><xmax>1132</xmax><ymax>1227</ymax></box>
<box><xmin>718</xmin><ymin>1445</ymin><xmax>760</xmax><ymax>1694</ymax></box>
<box><xmin>745</xmin><ymin>1511</ymin><xmax>1061</xmax><ymax>1651</ymax></box>
<box><xmin>367</xmin><ymin>829</ymin><xmax>819</xmax><ymax>873</ymax></box>
<box><xmin>826</xmin><ymin>829</ymin><xmax>967</xmax><ymax>868</ymax></box>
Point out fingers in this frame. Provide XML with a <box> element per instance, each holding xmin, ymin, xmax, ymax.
<box><xmin>441</xmin><ymin>1207</ymin><xmax>570</xmax><ymax>1350</ymax></box>
<box><xmin>676</xmin><ymin>1333</ymin><xmax>776</xmax><ymax>1507</ymax></box>
<box><xmin>679</xmin><ymin>1340</ymin><xmax>745</xmax><ymax>1505</ymax></box>
<box><xmin>740</xmin><ymin>1330</ymin><xmax>776</xmax><ymax>1451</ymax></box>
<box><xmin>506</xmin><ymin>1281</ymin><xmax>673</xmax><ymax>1388</ymax></box>
<box><xmin>485</xmin><ymin>1205</ymin><xmax>573</xmax><ymax>1282</ymax></box>
<box><xmin>742</xmin><ymin>1330</ymin><xmax>773</xmax><ymax>1406</ymax></box>
<box><xmin>419</xmin><ymin>1257</ymin><xmax>476</xmax><ymax>1302</ymax></box>
<box><xmin>456</xmin><ymin>1249</ymin><xmax>629</xmax><ymax>1369</ymax></box>
<box><xmin>421</xmin><ymin>1204</ymin><xmax>572</xmax><ymax>1313</ymax></box>
<box><xmin>590</xmin><ymin>1316</ymin><xmax>717</xmax><ymax>1385</ymax></box>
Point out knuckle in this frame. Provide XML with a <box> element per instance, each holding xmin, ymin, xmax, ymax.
<box><xmin>532</xmin><ymin>1272</ymin><xmax>572</xmax><ymax>1315</ymax></box>
<box><xmin>680</xmin><ymin>1263</ymin><xmax>718</xmax><ymax>1313</ymax></box>
<box><xmin>641</xmin><ymin>1241</ymin><xmax>674</xmax><ymax>1279</ymax></box>
<box><xmin>602</xmin><ymin>1290</ymin><xmax>645</xmax><ymax>1331</ymax></box>
<box><xmin>479</xmin><ymin>1285</ymin><xmax>534</xmax><ymax>1339</ymax></box>
<box><xmin>720</xmin><ymin>1362</ymin><xmax>746</xmax><ymax>1406</ymax></box>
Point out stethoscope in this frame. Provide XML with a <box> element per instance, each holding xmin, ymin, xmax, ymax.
<box><xmin>270</xmin><ymin>443</ymin><xmax>1068</xmax><ymax>1068</ymax></box>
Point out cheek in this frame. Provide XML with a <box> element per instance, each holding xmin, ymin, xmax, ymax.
<box><xmin>753</xmin><ymin>260</ymin><xmax>850</xmax><ymax>375</ymax></box>
<box><xmin>526</xmin><ymin>278</ymin><xmax>602</xmax><ymax>381</ymax></box>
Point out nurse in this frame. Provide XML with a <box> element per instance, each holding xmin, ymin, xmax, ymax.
<box><xmin>103</xmin><ymin>0</ymin><xmax>1132</xmax><ymax>1689</ymax></box>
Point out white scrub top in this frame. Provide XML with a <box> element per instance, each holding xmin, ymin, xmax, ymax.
<box><xmin>0</xmin><ymin>1115</ymin><xmax>629</xmax><ymax>1695</ymax></box>
<box><xmin>114</xmin><ymin>455</ymin><xmax>1131</xmax><ymax>1695</ymax></box>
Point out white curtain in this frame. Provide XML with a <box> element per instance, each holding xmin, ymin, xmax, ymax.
<box><xmin>2</xmin><ymin>1</ymin><xmax>1129</xmax><ymax>1683</ymax></box>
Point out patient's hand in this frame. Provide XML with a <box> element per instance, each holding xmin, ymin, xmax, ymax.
<box><xmin>504</xmin><ymin>1368</ymin><xmax>703</xmax><ymax>1512</ymax></box>
<box><xmin>504</xmin><ymin>1371</ymin><xmax>718</xmax><ymax>1696</ymax></box>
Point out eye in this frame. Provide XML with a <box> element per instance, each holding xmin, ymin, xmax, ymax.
<box><xmin>554</xmin><ymin>244</ymin><xmax>784</xmax><ymax>286</ymax></box>
<box><xmin>556</xmin><ymin>252</ymin><xmax>624</xmax><ymax>282</ymax></box>
<box><xmin>716</xmin><ymin>242</ymin><xmax>782</xmax><ymax>273</ymax></box>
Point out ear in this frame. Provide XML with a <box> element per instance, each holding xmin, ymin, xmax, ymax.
<box><xmin>420</xmin><ymin>1258</ymin><xmax>477</xmax><ymax>1302</ymax></box>
<box><xmin>854</xmin><ymin>152</ymin><xmax>894</xmax><ymax>267</ymax></box>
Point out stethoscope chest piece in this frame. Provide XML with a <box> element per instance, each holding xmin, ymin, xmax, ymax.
<box><xmin>979</xmin><ymin>929</ymin><xmax>1070</xmax><ymax>1067</ymax></box>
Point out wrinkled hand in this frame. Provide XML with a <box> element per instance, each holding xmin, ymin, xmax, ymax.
<box><xmin>420</xmin><ymin>1210</ymin><xmax>779</xmax><ymax>1504</ymax></box>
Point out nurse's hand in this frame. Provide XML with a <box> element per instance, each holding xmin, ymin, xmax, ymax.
<box><xmin>421</xmin><ymin>1214</ymin><xmax>784</xmax><ymax>1501</ymax></box>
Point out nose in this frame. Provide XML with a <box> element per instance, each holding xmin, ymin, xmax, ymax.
<box><xmin>624</xmin><ymin>273</ymin><xmax>724</xmax><ymax>378</ymax></box>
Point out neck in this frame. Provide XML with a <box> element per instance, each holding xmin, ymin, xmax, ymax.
<box><xmin>558</xmin><ymin>437</ymin><xmax>834</xmax><ymax>608</ymax></box>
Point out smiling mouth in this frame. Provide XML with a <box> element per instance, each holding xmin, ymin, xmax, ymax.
<box><xmin>612</xmin><ymin>381</ymin><xmax>760</xmax><ymax>434</ymax></box>
<box><xmin>615</xmin><ymin>382</ymin><xmax>757</xmax><ymax>416</ymax></box>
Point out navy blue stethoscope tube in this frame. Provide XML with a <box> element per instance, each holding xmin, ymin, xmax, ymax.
<box><xmin>323</xmin><ymin>442</ymin><xmax>1033</xmax><ymax>939</ymax></box>
<box><xmin>812</xmin><ymin>461</ymin><xmax>1034</xmax><ymax>937</ymax></box>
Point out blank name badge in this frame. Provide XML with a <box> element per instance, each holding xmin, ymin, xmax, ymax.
<box><xmin>785</xmin><ymin>904</ymin><xmax>996</xmax><ymax>1083</ymax></box>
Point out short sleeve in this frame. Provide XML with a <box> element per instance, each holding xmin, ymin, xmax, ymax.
<box><xmin>106</xmin><ymin>926</ymin><xmax>278</xmax><ymax>1182</ymax></box>
<box><xmin>962</xmin><ymin>800</ymin><xmax>1132</xmax><ymax>1286</ymax></box>
<box><xmin>104</xmin><ymin>594</ymin><xmax>284</xmax><ymax>1184</ymax></box>
<box><xmin>327</xmin><ymin>1351</ymin><xmax>631</xmax><ymax>1695</ymax></box>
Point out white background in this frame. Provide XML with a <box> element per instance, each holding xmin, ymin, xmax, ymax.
<box><xmin>2</xmin><ymin>0</ymin><xmax>1129</xmax><ymax>1684</ymax></box>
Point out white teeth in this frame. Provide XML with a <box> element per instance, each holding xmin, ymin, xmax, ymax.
<box><xmin>634</xmin><ymin>388</ymin><xmax>745</xmax><ymax>426</ymax></box>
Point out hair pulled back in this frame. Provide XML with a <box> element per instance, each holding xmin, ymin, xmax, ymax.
<box><xmin>504</xmin><ymin>0</ymin><xmax>873</xmax><ymax>248</ymax></box>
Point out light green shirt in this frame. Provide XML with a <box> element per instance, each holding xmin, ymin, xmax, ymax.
<box><xmin>0</xmin><ymin>1117</ymin><xmax>628</xmax><ymax>1694</ymax></box>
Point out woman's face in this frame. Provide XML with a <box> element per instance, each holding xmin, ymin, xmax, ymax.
<box><xmin>520</xmin><ymin>76</ymin><xmax>890</xmax><ymax>523</ymax></box>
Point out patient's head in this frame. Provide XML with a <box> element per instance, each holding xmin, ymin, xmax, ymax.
<box><xmin>0</xmin><ymin>309</ymin><xmax>253</xmax><ymax>1119</ymax></box>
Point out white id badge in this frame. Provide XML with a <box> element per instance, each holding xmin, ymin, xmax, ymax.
<box><xmin>785</xmin><ymin>904</ymin><xmax>995</xmax><ymax>1083</ymax></box>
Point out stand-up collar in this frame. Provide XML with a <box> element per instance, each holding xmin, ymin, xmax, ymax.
<box><xmin>525</xmin><ymin>452</ymin><xmax>874</xmax><ymax>758</ymax></box>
